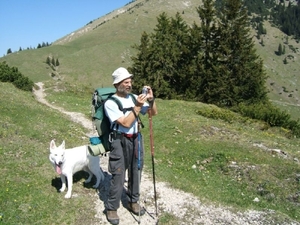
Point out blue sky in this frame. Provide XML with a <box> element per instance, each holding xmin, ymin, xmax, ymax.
<box><xmin>0</xmin><ymin>0</ymin><xmax>131</xmax><ymax>57</ymax></box>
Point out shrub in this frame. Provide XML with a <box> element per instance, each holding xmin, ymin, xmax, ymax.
<box><xmin>237</xmin><ymin>102</ymin><xmax>300</xmax><ymax>138</ymax></box>
<box><xmin>13</xmin><ymin>76</ymin><xmax>34</xmax><ymax>91</ymax></box>
<box><xmin>196</xmin><ymin>105</ymin><xmax>243</xmax><ymax>123</ymax></box>
<box><xmin>0</xmin><ymin>62</ymin><xmax>34</xmax><ymax>92</ymax></box>
<box><xmin>197</xmin><ymin>102</ymin><xmax>300</xmax><ymax>138</ymax></box>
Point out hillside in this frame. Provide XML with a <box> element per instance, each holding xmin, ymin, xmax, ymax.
<box><xmin>0</xmin><ymin>0</ymin><xmax>300</xmax><ymax>119</ymax></box>
<box><xmin>1</xmin><ymin>2</ymin><xmax>300</xmax><ymax>223</ymax></box>
<box><xmin>1</xmin><ymin>80</ymin><xmax>300</xmax><ymax>224</ymax></box>
<box><xmin>32</xmin><ymin>82</ymin><xmax>299</xmax><ymax>225</ymax></box>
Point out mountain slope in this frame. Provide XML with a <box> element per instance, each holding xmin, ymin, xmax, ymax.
<box><xmin>1</xmin><ymin>0</ymin><xmax>300</xmax><ymax>118</ymax></box>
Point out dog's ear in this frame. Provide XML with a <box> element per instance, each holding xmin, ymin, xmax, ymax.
<box><xmin>61</xmin><ymin>140</ymin><xmax>65</xmax><ymax>150</ymax></box>
<box><xmin>50</xmin><ymin>140</ymin><xmax>56</xmax><ymax>150</ymax></box>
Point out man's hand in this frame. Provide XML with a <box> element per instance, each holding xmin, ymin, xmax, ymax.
<box><xmin>142</xmin><ymin>86</ymin><xmax>154</xmax><ymax>101</ymax></box>
<box><xmin>136</xmin><ymin>93</ymin><xmax>147</xmax><ymax>107</ymax></box>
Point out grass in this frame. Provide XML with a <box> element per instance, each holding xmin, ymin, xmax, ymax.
<box><xmin>0</xmin><ymin>83</ymin><xmax>98</xmax><ymax>225</ymax></box>
<box><xmin>147</xmin><ymin>100</ymin><xmax>300</xmax><ymax>217</ymax></box>
<box><xmin>28</xmin><ymin>81</ymin><xmax>300</xmax><ymax>222</ymax></box>
<box><xmin>1</xmin><ymin>81</ymin><xmax>300</xmax><ymax>224</ymax></box>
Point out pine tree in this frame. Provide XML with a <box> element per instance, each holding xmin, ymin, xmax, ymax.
<box><xmin>46</xmin><ymin>56</ymin><xmax>51</xmax><ymax>65</ymax></box>
<box><xmin>147</xmin><ymin>12</ymin><xmax>173</xmax><ymax>99</ymax></box>
<box><xmin>217</xmin><ymin>0</ymin><xmax>268</xmax><ymax>106</ymax></box>
<box><xmin>168</xmin><ymin>12</ymin><xmax>191</xmax><ymax>98</ymax></box>
<box><xmin>278</xmin><ymin>43</ymin><xmax>283</xmax><ymax>55</ymax></box>
<box><xmin>131</xmin><ymin>12</ymin><xmax>191</xmax><ymax>99</ymax></box>
<box><xmin>51</xmin><ymin>57</ymin><xmax>55</xmax><ymax>66</ymax></box>
<box><xmin>257</xmin><ymin>22</ymin><xmax>267</xmax><ymax>36</ymax></box>
<box><xmin>194</xmin><ymin>0</ymin><xmax>224</xmax><ymax>103</ymax></box>
<box><xmin>129</xmin><ymin>31</ymin><xmax>152</xmax><ymax>93</ymax></box>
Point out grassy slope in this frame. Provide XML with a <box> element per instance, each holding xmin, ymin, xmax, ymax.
<box><xmin>0</xmin><ymin>1</ymin><xmax>209</xmax><ymax>87</ymax></box>
<box><xmin>1</xmin><ymin>0</ymin><xmax>299</xmax><ymax>118</ymax></box>
<box><xmin>253</xmin><ymin>21</ymin><xmax>300</xmax><ymax>119</ymax></box>
<box><xmin>0</xmin><ymin>83</ymin><xmax>99</xmax><ymax>224</ymax></box>
<box><xmin>1</xmin><ymin>82</ymin><xmax>300</xmax><ymax>224</ymax></box>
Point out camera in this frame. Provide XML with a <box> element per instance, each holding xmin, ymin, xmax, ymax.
<box><xmin>142</xmin><ymin>87</ymin><xmax>148</xmax><ymax>95</ymax></box>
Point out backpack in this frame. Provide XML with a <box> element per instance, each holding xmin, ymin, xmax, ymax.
<box><xmin>88</xmin><ymin>87</ymin><xmax>136</xmax><ymax>156</ymax></box>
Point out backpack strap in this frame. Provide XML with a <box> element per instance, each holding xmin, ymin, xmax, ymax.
<box><xmin>108</xmin><ymin>93</ymin><xmax>136</xmax><ymax>112</ymax></box>
<box><xmin>127</xmin><ymin>93</ymin><xmax>144</xmax><ymax>129</ymax></box>
<box><xmin>128</xmin><ymin>93</ymin><xmax>136</xmax><ymax>105</ymax></box>
<box><xmin>108</xmin><ymin>93</ymin><xmax>144</xmax><ymax>130</ymax></box>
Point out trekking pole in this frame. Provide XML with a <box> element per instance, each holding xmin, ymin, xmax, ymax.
<box><xmin>148</xmin><ymin>107</ymin><xmax>158</xmax><ymax>222</ymax></box>
<box><xmin>137</xmin><ymin>120</ymin><xmax>142</xmax><ymax>224</ymax></box>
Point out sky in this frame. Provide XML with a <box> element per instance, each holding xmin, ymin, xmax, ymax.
<box><xmin>0</xmin><ymin>0</ymin><xmax>131</xmax><ymax>57</ymax></box>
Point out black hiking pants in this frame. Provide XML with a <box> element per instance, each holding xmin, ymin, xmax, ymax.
<box><xmin>105</xmin><ymin>134</ymin><xmax>144</xmax><ymax>211</ymax></box>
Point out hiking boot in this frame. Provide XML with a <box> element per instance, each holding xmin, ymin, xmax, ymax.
<box><xmin>127</xmin><ymin>202</ymin><xmax>145</xmax><ymax>216</ymax></box>
<box><xmin>106</xmin><ymin>210</ymin><xmax>119</xmax><ymax>225</ymax></box>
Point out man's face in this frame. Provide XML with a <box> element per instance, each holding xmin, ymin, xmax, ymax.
<box><xmin>117</xmin><ymin>78</ymin><xmax>132</xmax><ymax>94</ymax></box>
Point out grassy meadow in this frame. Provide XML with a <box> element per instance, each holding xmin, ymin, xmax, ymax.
<box><xmin>1</xmin><ymin>80</ymin><xmax>299</xmax><ymax>224</ymax></box>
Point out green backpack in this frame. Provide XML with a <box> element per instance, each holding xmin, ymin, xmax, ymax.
<box><xmin>89</xmin><ymin>87</ymin><xmax>136</xmax><ymax>156</ymax></box>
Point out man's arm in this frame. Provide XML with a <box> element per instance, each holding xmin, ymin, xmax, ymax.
<box><xmin>148</xmin><ymin>99</ymin><xmax>157</xmax><ymax>116</ymax></box>
<box><xmin>115</xmin><ymin>94</ymin><xmax>148</xmax><ymax>128</ymax></box>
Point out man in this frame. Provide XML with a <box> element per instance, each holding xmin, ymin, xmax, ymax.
<box><xmin>104</xmin><ymin>67</ymin><xmax>158</xmax><ymax>225</ymax></box>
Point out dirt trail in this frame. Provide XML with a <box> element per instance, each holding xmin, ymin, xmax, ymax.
<box><xmin>33</xmin><ymin>82</ymin><xmax>299</xmax><ymax>225</ymax></box>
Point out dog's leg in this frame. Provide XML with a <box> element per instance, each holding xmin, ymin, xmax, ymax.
<box><xmin>59</xmin><ymin>175</ymin><xmax>67</xmax><ymax>192</ymax></box>
<box><xmin>64</xmin><ymin>174</ymin><xmax>73</xmax><ymax>198</ymax></box>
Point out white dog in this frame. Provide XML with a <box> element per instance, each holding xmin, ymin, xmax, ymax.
<box><xmin>49</xmin><ymin>140</ymin><xmax>104</xmax><ymax>198</ymax></box>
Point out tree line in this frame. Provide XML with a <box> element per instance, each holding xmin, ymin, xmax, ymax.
<box><xmin>228</xmin><ymin>0</ymin><xmax>300</xmax><ymax>41</ymax></box>
<box><xmin>130</xmin><ymin>0</ymin><xmax>268</xmax><ymax>107</ymax></box>
<box><xmin>272</xmin><ymin>1</ymin><xmax>300</xmax><ymax>39</ymax></box>
<box><xmin>6</xmin><ymin>42</ymin><xmax>51</xmax><ymax>55</ymax></box>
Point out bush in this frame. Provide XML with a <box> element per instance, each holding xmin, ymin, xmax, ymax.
<box><xmin>13</xmin><ymin>76</ymin><xmax>34</xmax><ymax>91</ymax></box>
<box><xmin>237</xmin><ymin>102</ymin><xmax>300</xmax><ymax>138</ymax></box>
<box><xmin>237</xmin><ymin>102</ymin><xmax>290</xmax><ymax>127</ymax></box>
<box><xmin>197</xmin><ymin>102</ymin><xmax>300</xmax><ymax>138</ymax></box>
<box><xmin>196</xmin><ymin>105</ymin><xmax>245</xmax><ymax>123</ymax></box>
<box><xmin>0</xmin><ymin>61</ymin><xmax>34</xmax><ymax>92</ymax></box>
<box><xmin>286</xmin><ymin>119</ymin><xmax>300</xmax><ymax>138</ymax></box>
